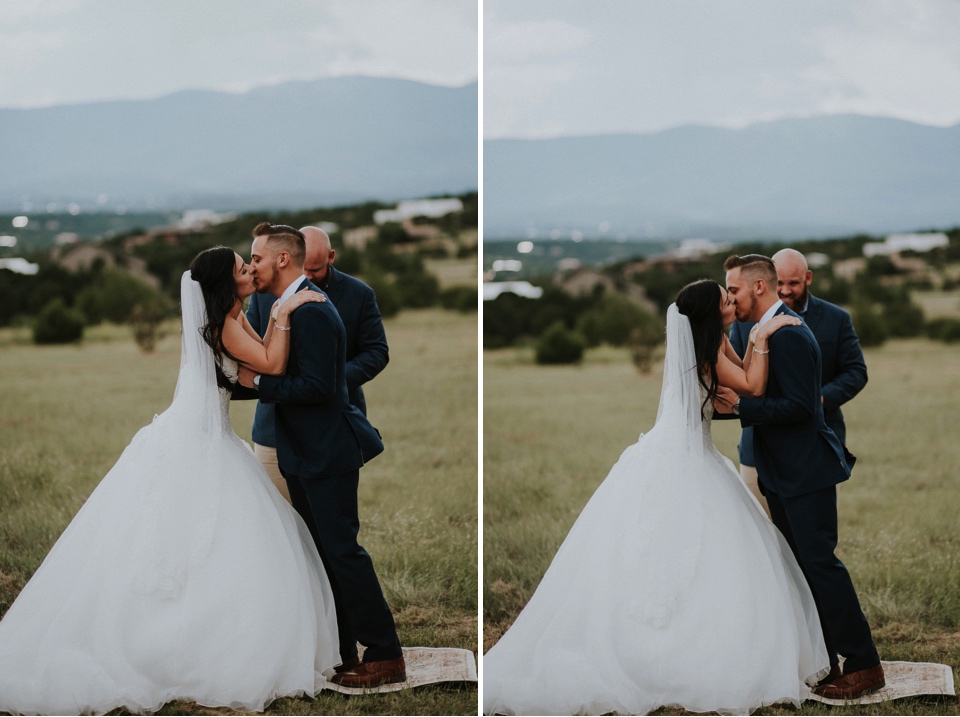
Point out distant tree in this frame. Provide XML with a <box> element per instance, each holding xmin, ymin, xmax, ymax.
<box><xmin>377</xmin><ymin>222</ymin><xmax>410</xmax><ymax>245</ymax></box>
<box><xmin>535</xmin><ymin>321</ymin><xmax>586</xmax><ymax>365</ymax></box>
<box><xmin>629</xmin><ymin>325</ymin><xmax>661</xmax><ymax>374</ymax></box>
<box><xmin>396</xmin><ymin>270</ymin><xmax>440</xmax><ymax>308</ymax></box>
<box><xmin>852</xmin><ymin>301</ymin><xmax>887</xmax><ymax>348</ymax></box>
<box><xmin>815</xmin><ymin>276</ymin><xmax>852</xmax><ymax>306</ymax></box>
<box><xmin>879</xmin><ymin>285</ymin><xmax>924</xmax><ymax>338</ymax></box>
<box><xmin>363</xmin><ymin>273</ymin><xmax>402</xmax><ymax>319</ymax></box>
<box><xmin>575</xmin><ymin>293</ymin><xmax>659</xmax><ymax>347</ymax></box>
<box><xmin>130</xmin><ymin>295</ymin><xmax>173</xmax><ymax>352</ymax></box>
<box><xmin>75</xmin><ymin>269</ymin><xmax>166</xmax><ymax>324</ymax></box>
<box><xmin>440</xmin><ymin>286</ymin><xmax>477</xmax><ymax>313</ymax></box>
<box><xmin>925</xmin><ymin>317</ymin><xmax>960</xmax><ymax>343</ymax></box>
<box><xmin>335</xmin><ymin>246</ymin><xmax>363</xmax><ymax>275</ymax></box>
<box><xmin>33</xmin><ymin>299</ymin><xmax>85</xmax><ymax>345</ymax></box>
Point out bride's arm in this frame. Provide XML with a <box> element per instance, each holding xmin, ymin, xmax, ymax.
<box><xmin>222</xmin><ymin>291</ymin><xmax>324</xmax><ymax>375</ymax></box>
<box><xmin>716</xmin><ymin>316</ymin><xmax>800</xmax><ymax>397</ymax></box>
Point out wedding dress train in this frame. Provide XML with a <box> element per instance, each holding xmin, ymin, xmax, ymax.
<box><xmin>483</xmin><ymin>304</ymin><xmax>829</xmax><ymax>716</ymax></box>
<box><xmin>0</xmin><ymin>273</ymin><xmax>339</xmax><ymax>715</ymax></box>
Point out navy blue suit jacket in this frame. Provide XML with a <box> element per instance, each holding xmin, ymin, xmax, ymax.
<box><xmin>737</xmin><ymin>304</ymin><xmax>853</xmax><ymax>498</ymax></box>
<box><xmin>730</xmin><ymin>294</ymin><xmax>867</xmax><ymax>465</ymax></box>
<box><xmin>256</xmin><ymin>279</ymin><xmax>384</xmax><ymax>479</ymax></box>
<box><xmin>247</xmin><ymin>267</ymin><xmax>388</xmax><ymax>446</ymax></box>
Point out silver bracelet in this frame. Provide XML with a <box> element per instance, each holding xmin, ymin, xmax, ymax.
<box><xmin>275</xmin><ymin>324</ymin><xmax>291</xmax><ymax>332</ymax></box>
<box><xmin>753</xmin><ymin>347</ymin><xmax>770</xmax><ymax>355</ymax></box>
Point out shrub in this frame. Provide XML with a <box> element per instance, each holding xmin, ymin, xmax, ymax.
<box><xmin>440</xmin><ymin>286</ymin><xmax>477</xmax><ymax>313</ymax></box>
<box><xmin>576</xmin><ymin>293</ymin><xmax>659</xmax><ymax>347</ymax></box>
<box><xmin>75</xmin><ymin>269</ymin><xmax>164</xmax><ymax>325</ymax></box>
<box><xmin>397</xmin><ymin>270</ymin><xmax>440</xmax><ymax>308</ymax></box>
<box><xmin>535</xmin><ymin>321</ymin><xmax>586</xmax><ymax>365</ymax></box>
<box><xmin>925</xmin><ymin>317</ymin><xmax>960</xmax><ymax>343</ymax></box>
<box><xmin>851</xmin><ymin>301</ymin><xmax>887</xmax><ymax>348</ymax></box>
<box><xmin>130</xmin><ymin>299</ymin><xmax>170</xmax><ymax>353</ymax></box>
<box><xmin>629</xmin><ymin>319</ymin><xmax>664</xmax><ymax>374</ymax></box>
<box><xmin>364</xmin><ymin>273</ymin><xmax>402</xmax><ymax>319</ymax></box>
<box><xmin>33</xmin><ymin>299</ymin><xmax>85</xmax><ymax>345</ymax></box>
<box><xmin>879</xmin><ymin>286</ymin><xmax>925</xmax><ymax>338</ymax></box>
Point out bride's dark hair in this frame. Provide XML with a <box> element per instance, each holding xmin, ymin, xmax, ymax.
<box><xmin>189</xmin><ymin>246</ymin><xmax>241</xmax><ymax>389</ymax></box>
<box><xmin>675</xmin><ymin>279</ymin><xmax>724</xmax><ymax>418</ymax></box>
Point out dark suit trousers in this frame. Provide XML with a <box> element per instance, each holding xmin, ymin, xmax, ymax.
<box><xmin>766</xmin><ymin>487</ymin><xmax>879</xmax><ymax>673</ymax></box>
<box><xmin>283</xmin><ymin>468</ymin><xmax>402</xmax><ymax>663</ymax></box>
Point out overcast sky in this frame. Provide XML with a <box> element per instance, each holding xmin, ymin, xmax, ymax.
<box><xmin>0</xmin><ymin>0</ymin><xmax>478</xmax><ymax>109</ymax></box>
<box><xmin>485</xmin><ymin>0</ymin><xmax>960</xmax><ymax>139</ymax></box>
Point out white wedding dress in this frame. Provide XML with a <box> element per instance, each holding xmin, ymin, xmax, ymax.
<box><xmin>0</xmin><ymin>272</ymin><xmax>339</xmax><ymax>715</ymax></box>
<box><xmin>483</xmin><ymin>304</ymin><xmax>830</xmax><ymax>716</ymax></box>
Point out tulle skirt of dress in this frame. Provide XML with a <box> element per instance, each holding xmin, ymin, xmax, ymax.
<box><xmin>483</xmin><ymin>422</ymin><xmax>830</xmax><ymax>716</ymax></box>
<box><xmin>0</xmin><ymin>408</ymin><xmax>340</xmax><ymax>715</ymax></box>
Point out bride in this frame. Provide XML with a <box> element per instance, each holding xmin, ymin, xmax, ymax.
<box><xmin>483</xmin><ymin>279</ymin><xmax>830</xmax><ymax>716</ymax></box>
<box><xmin>0</xmin><ymin>246</ymin><xmax>340</xmax><ymax>715</ymax></box>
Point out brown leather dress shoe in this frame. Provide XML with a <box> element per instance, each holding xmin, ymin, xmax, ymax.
<box><xmin>812</xmin><ymin>664</ymin><xmax>885</xmax><ymax>699</ymax></box>
<box><xmin>330</xmin><ymin>656</ymin><xmax>406</xmax><ymax>688</ymax></box>
<box><xmin>334</xmin><ymin>655</ymin><xmax>361</xmax><ymax>674</ymax></box>
<box><xmin>814</xmin><ymin>664</ymin><xmax>842</xmax><ymax>687</ymax></box>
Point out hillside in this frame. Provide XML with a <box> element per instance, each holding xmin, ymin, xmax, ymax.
<box><xmin>484</xmin><ymin>115</ymin><xmax>960</xmax><ymax>241</ymax></box>
<box><xmin>0</xmin><ymin>77</ymin><xmax>478</xmax><ymax>213</ymax></box>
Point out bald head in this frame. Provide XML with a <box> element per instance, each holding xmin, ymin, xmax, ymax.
<box><xmin>772</xmin><ymin>248</ymin><xmax>812</xmax><ymax>312</ymax></box>
<box><xmin>300</xmin><ymin>226</ymin><xmax>335</xmax><ymax>288</ymax></box>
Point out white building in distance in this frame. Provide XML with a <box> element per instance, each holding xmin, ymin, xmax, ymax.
<box><xmin>863</xmin><ymin>233</ymin><xmax>949</xmax><ymax>257</ymax></box>
<box><xmin>374</xmin><ymin>198</ymin><xmax>463</xmax><ymax>224</ymax></box>
<box><xmin>483</xmin><ymin>281</ymin><xmax>544</xmax><ymax>301</ymax></box>
<box><xmin>0</xmin><ymin>258</ymin><xmax>39</xmax><ymax>275</ymax></box>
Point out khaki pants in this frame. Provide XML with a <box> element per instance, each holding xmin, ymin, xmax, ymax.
<box><xmin>254</xmin><ymin>443</ymin><xmax>291</xmax><ymax>504</ymax></box>
<box><xmin>739</xmin><ymin>463</ymin><xmax>771</xmax><ymax>520</ymax></box>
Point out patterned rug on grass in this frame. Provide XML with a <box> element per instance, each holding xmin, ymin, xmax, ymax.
<box><xmin>321</xmin><ymin>646</ymin><xmax>478</xmax><ymax>695</ymax></box>
<box><xmin>808</xmin><ymin>660</ymin><xmax>955</xmax><ymax>706</ymax></box>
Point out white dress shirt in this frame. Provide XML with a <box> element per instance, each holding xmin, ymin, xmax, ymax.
<box><xmin>756</xmin><ymin>299</ymin><xmax>784</xmax><ymax>329</ymax></box>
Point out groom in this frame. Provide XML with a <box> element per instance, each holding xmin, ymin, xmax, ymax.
<box><xmin>237</xmin><ymin>222</ymin><xmax>405</xmax><ymax>687</ymax></box>
<box><xmin>716</xmin><ymin>254</ymin><xmax>883</xmax><ymax>699</ymax></box>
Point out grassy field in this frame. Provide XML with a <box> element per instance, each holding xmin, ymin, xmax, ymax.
<box><xmin>484</xmin><ymin>340</ymin><xmax>960</xmax><ymax>716</ymax></box>
<box><xmin>0</xmin><ymin>308</ymin><xmax>478</xmax><ymax>716</ymax></box>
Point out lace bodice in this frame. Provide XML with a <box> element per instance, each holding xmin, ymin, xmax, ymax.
<box><xmin>217</xmin><ymin>356</ymin><xmax>239</xmax><ymax>429</ymax></box>
<box><xmin>699</xmin><ymin>383</ymin><xmax>714</xmax><ymax>446</ymax></box>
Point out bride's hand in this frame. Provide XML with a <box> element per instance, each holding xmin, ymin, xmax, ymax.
<box><xmin>757</xmin><ymin>315</ymin><xmax>801</xmax><ymax>342</ymax></box>
<box><xmin>277</xmin><ymin>289</ymin><xmax>326</xmax><ymax>319</ymax></box>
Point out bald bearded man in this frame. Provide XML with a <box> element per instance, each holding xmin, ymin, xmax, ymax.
<box><xmin>246</xmin><ymin>226</ymin><xmax>389</xmax><ymax>501</ymax></box>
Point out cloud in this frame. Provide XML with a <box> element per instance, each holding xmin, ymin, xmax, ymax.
<box><xmin>484</xmin><ymin>0</ymin><xmax>960</xmax><ymax>138</ymax></box>
<box><xmin>0</xmin><ymin>0</ymin><xmax>477</xmax><ymax>108</ymax></box>
<box><xmin>800</xmin><ymin>0</ymin><xmax>960</xmax><ymax>125</ymax></box>
<box><xmin>485</xmin><ymin>18</ymin><xmax>591</xmax><ymax>64</ymax></box>
<box><xmin>483</xmin><ymin>6</ymin><xmax>592</xmax><ymax>137</ymax></box>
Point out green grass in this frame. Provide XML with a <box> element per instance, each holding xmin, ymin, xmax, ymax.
<box><xmin>484</xmin><ymin>340</ymin><xmax>960</xmax><ymax>715</ymax></box>
<box><xmin>0</xmin><ymin>308</ymin><xmax>477</xmax><ymax>716</ymax></box>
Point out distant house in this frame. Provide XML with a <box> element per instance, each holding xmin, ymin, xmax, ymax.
<box><xmin>670</xmin><ymin>238</ymin><xmax>731</xmax><ymax>260</ymax></box>
<box><xmin>373</xmin><ymin>198</ymin><xmax>463</xmax><ymax>224</ymax></box>
<box><xmin>483</xmin><ymin>281</ymin><xmax>544</xmax><ymax>301</ymax></box>
<box><xmin>175</xmin><ymin>209</ymin><xmax>235</xmax><ymax>230</ymax></box>
<box><xmin>0</xmin><ymin>258</ymin><xmax>39</xmax><ymax>275</ymax></box>
<box><xmin>862</xmin><ymin>232</ymin><xmax>949</xmax><ymax>257</ymax></box>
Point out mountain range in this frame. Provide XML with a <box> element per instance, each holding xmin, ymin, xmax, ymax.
<box><xmin>0</xmin><ymin>77</ymin><xmax>477</xmax><ymax>213</ymax></box>
<box><xmin>484</xmin><ymin>115</ymin><xmax>960</xmax><ymax>241</ymax></box>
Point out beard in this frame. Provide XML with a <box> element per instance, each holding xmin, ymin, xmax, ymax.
<box><xmin>314</xmin><ymin>267</ymin><xmax>332</xmax><ymax>290</ymax></box>
<box><xmin>735</xmin><ymin>293</ymin><xmax>756</xmax><ymax>322</ymax></box>
<box><xmin>780</xmin><ymin>286</ymin><xmax>809</xmax><ymax>312</ymax></box>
